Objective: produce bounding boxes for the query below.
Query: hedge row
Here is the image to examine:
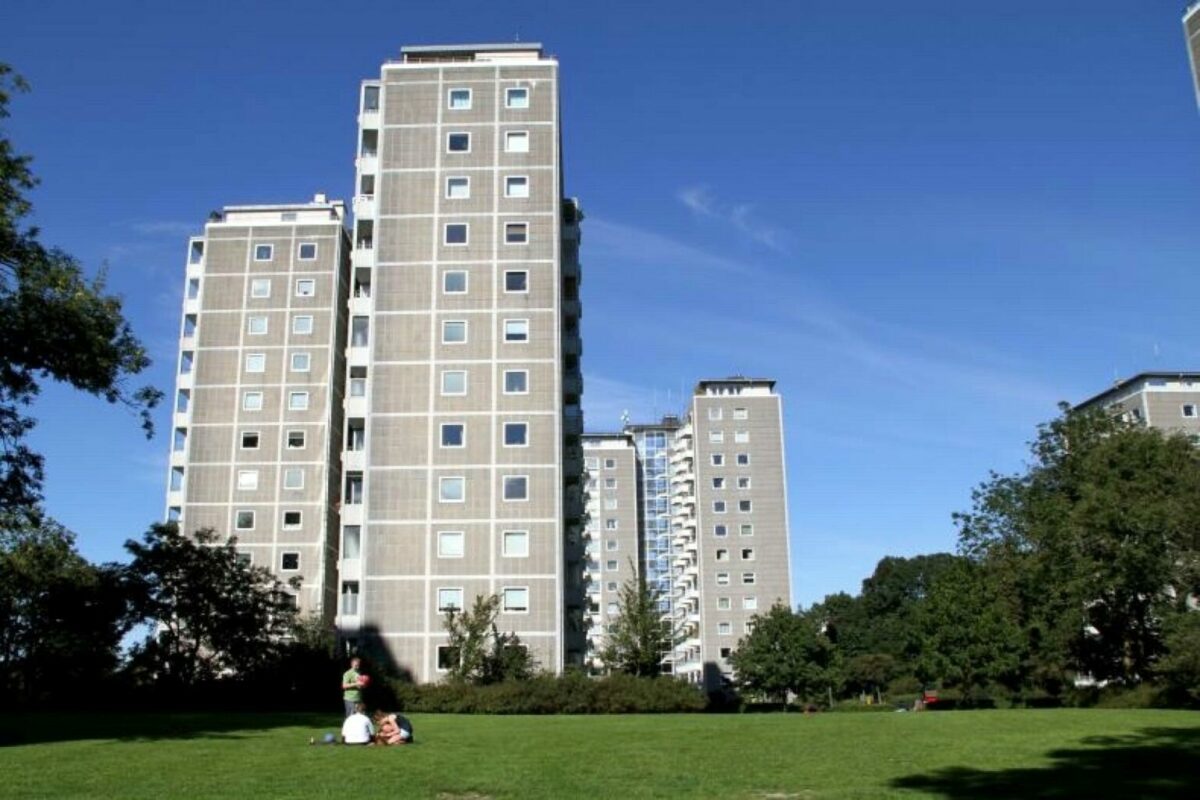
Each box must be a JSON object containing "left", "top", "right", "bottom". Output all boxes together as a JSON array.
[{"left": 388, "top": 672, "right": 707, "bottom": 714}]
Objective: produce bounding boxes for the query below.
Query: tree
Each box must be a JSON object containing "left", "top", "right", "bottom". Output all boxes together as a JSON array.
[
  {"left": 729, "top": 603, "right": 840, "bottom": 704},
  {"left": 124, "top": 523, "right": 300, "bottom": 687},
  {"left": 0, "top": 64, "right": 160, "bottom": 516},
  {"left": 599, "top": 565, "right": 672, "bottom": 677},
  {"left": 955, "top": 404, "right": 1200, "bottom": 686},
  {"left": 0, "top": 513, "right": 136, "bottom": 705},
  {"left": 443, "top": 593, "right": 536, "bottom": 685}
]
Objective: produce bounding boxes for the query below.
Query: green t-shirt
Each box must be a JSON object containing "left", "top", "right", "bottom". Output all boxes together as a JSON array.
[{"left": 343, "top": 669, "right": 361, "bottom": 702}]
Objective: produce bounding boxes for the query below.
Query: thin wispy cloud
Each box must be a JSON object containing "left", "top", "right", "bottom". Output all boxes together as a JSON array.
[
  {"left": 585, "top": 216, "right": 759, "bottom": 276},
  {"left": 130, "top": 220, "right": 198, "bottom": 237},
  {"left": 678, "top": 185, "right": 788, "bottom": 252}
]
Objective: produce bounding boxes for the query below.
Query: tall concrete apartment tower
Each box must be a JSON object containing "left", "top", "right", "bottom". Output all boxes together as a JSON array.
[
  {"left": 165, "top": 196, "right": 351, "bottom": 619},
  {"left": 1075, "top": 372, "right": 1200, "bottom": 437},
  {"left": 341, "top": 43, "right": 585, "bottom": 681},
  {"left": 1185, "top": 4, "right": 1200, "bottom": 109},
  {"left": 668, "top": 378, "right": 792, "bottom": 689}
]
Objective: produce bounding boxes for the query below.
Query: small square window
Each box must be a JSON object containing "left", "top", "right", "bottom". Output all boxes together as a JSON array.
[
  {"left": 295, "top": 279, "right": 316, "bottom": 297},
  {"left": 708, "top": 407, "right": 723, "bottom": 421},
  {"left": 292, "top": 315, "right": 314, "bottom": 335},
  {"left": 281, "top": 552, "right": 300, "bottom": 570},
  {"left": 237, "top": 470, "right": 259, "bottom": 491},
  {"left": 286, "top": 430, "right": 306, "bottom": 449},
  {"left": 504, "top": 370, "right": 528, "bottom": 394},
  {"left": 437, "top": 646, "right": 457, "bottom": 672},
  {"left": 736, "top": 453, "right": 750, "bottom": 466},
  {"left": 504, "top": 223, "right": 528, "bottom": 244},
  {"left": 605, "top": 519, "right": 618, "bottom": 530},
  {"left": 448, "top": 88, "right": 472, "bottom": 109},
  {"left": 504, "top": 130, "right": 529, "bottom": 153},
  {"left": 438, "top": 587, "right": 464, "bottom": 613},
  {"left": 235, "top": 510, "right": 255, "bottom": 530},
  {"left": 712, "top": 477, "right": 725, "bottom": 490},
  {"left": 744, "top": 596, "right": 758, "bottom": 610},
  {"left": 714, "top": 524, "right": 728, "bottom": 538},
  {"left": 733, "top": 407, "right": 748, "bottom": 420},
  {"left": 735, "top": 431, "right": 750, "bottom": 444},
  {"left": 504, "top": 176, "right": 529, "bottom": 198},
  {"left": 446, "top": 176, "right": 470, "bottom": 199},
  {"left": 504, "top": 319, "right": 528, "bottom": 342},
  {"left": 502, "top": 587, "right": 529, "bottom": 613},
  {"left": 1184, "top": 404, "right": 1197, "bottom": 418},
  {"left": 719, "top": 647, "right": 733, "bottom": 659},
  {"left": 741, "top": 548, "right": 755, "bottom": 561},
  {"left": 442, "top": 320, "right": 467, "bottom": 343},
  {"left": 606, "top": 581, "right": 618, "bottom": 592},
  {"left": 504, "top": 422, "right": 528, "bottom": 447},
  {"left": 718, "top": 622, "right": 732, "bottom": 636},
  {"left": 298, "top": 242, "right": 317, "bottom": 260},
  {"left": 606, "top": 560, "right": 619, "bottom": 571},
  {"left": 253, "top": 244, "right": 273, "bottom": 261},
  {"left": 247, "top": 316, "right": 268, "bottom": 335},
  {"left": 439, "top": 477, "right": 465, "bottom": 503},
  {"left": 245, "top": 353, "right": 266, "bottom": 373},
  {"left": 717, "top": 597, "right": 732, "bottom": 610},
  {"left": 709, "top": 431, "right": 724, "bottom": 444},
  {"left": 502, "top": 530, "right": 528, "bottom": 558},
  {"left": 441, "top": 423, "right": 465, "bottom": 448},
  {"left": 503, "top": 476, "right": 528, "bottom": 501},
  {"left": 738, "top": 477, "right": 751, "bottom": 489},
  {"left": 742, "top": 572, "right": 756, "bottom": 585},
  {"left": 505, "top": 87, "right": 529, "bottom": 109},
  {"left": 447, "top": 132, "right": 470, "bottom": 152},
  {"left": 290, "top": 352, "right": 311, "bottom": 372},
  {"left": 711, "top": 454, "right": 724, "bottom": 466},
  {"left": 443, "top": 271, "right": 468, "bottom": 293},
  {"left": 713, "top": 500, "right": 727, "bottom": 513},
  {"left": 739, "top": 500, "right": 752, "bottom": 512},
  {"left": 438, "top": 531, "right": 464, "bottom": 558},
  {"left": 606, "top": 539, "right": 619, "bottom": 551},
  {"left": 504, "top": 271, "right": 528, "bottom": 292},
  {"left": 442, "top": 370, "right": 467, "bottom": 395},
  {"left": 242, "top": 392, "right": 264, "bottom": 411},
  {"left": 288, "top": 392, "right": 310, "bottom": 411},
  {"left": 715, "top": 548, "right": 729, "bottom": 562},
  {"left": 284, "top": 468, "right": 304, "bottom": 490},
  {"left": 740, "top": 524, "right": 754, "bottom": 537},
  {"left": 716, "top": 572, "right": 730, "bottom": 586},
  {"left": 604, "top": 459, "right": 616, "bottom": 470},
  {"left": 444, "top": 223, "right": 468, "bottom": 245},
  {"left": 241, "top": 431, "right": 260, "bottom": 449}
]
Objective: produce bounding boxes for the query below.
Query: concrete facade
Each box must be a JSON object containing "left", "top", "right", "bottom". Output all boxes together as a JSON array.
[
  {"left": 1075, "top": 372, "right": 1200, "bottom": 438},
  {"left": 1185, "top": 4, "right": 1200, "bottom": 109}
]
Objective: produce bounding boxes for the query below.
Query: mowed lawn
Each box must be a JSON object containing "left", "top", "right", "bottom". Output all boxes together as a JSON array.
[{"left": 1, "top": 709, "right": 1198, "bottom": 799}]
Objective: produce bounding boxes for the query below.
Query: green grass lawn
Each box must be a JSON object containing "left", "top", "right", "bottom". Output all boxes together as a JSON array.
[{"left": 1, "top": 709, "right": 1197, "bottom": 799}]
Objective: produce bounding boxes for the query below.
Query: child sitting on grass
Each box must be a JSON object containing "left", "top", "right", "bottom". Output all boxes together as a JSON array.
[{"left": 373, "top": 712, "right": 414, "bottom": 745}]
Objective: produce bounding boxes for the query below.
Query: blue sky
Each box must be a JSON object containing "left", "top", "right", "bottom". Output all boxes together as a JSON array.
[{"left": 4, "top": 0, "right": 1199, "bottom": 607}]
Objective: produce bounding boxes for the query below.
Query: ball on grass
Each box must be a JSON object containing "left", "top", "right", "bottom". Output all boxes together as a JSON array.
[{"left": 322, "top": 733, "right": 336, "bottom": 744}]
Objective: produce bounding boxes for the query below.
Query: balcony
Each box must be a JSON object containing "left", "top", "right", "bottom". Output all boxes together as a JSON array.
[
  {"left": 562, "top": 336, "right": 582, "bottom": 358},
  {"left": 562, "top": 299, "right": 581, "bottom": 323},
  {"left": 353, "top": 194, "right": 376, "bottom": 220},
  {"left": 563, "top": 407, "right": 584, "bottom": 436}
]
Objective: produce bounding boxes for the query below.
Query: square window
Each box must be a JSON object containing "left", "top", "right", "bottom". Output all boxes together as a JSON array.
[
  {"left": 606, "top": 539, "right": 618, "bottom": 551},
  {"left": 713, "top": 501, "right": 727, "bottom": 513},
  {"left": 287, "top": 430, "right": 306, "bottom": 449},
  {"left": 1184, "top": 404, "right": 1197, "bottom": 418},
  {"left": 604, "top": 459, "right": 616, "bottom": 469},
  {"left": 295, "top": 279, "right": 316, "bottom": 297},
  {"left": 733, "top": 407, "right": 748, "bottom": 420},
  {"left": 736, "top": 453, "right": 750, "bottom": 466},
  {"left": 735, "top": 431, "right": 750, "bottom": 443},
  {"left": 741, "top": 548, "right": 755, "bottom": 561},
  {"left": 292, "top": 315, "right": 314, "bottom": 335},
  {"left": 708, "top": 407, "right": 723, "bottom": 421},
  {"left": 605, "top": 560, "right": 619, "bottom": 571},
  {"left": 502, "top": 530, "right": 529, "bottom": 558},
  {"left": 242, "top": 392, "right": 264, "bottom": 411},
  {"left": 288, "top": 392, "right": 310, "bottom": 411},
  {"left": 446, "top": 176, "right": 470, "bottom": 199},
  {"left": 237, "top": 470, "right": 259, "bottom": 491},
  {"left": 504, "top": 176, "right": 529, "bottom": 198},
  {"left": 280, "top": 552, "right": 300, "bottom": 571},
  {"left": 716, "top": 572, "right": 730, "bottom": 586},
  {"left": 439, "top": 477, "right": 465, "bottom": 503},
  {"left": 605, "top": 519, "right": 618, "bottom": 530},
  {"left": 284, "top": 468, "right": 304, "bottom": 490},
  {"left": 504, "top": 319, "right": 529, "bottom": 342},
  {"left": 442, "top": 370, "right": 467, "bottom": 396},
  {"left": 712, "top": 477, "right": 725, "bottom": 490},
  {"left": 714, "top": 524, "right": 728, "bottom": 538},
  {"left": 606, "top": 581, "right": 618, "bottom": 592},
  {"left": 504, "top": 422, "right": 528, "bottom": 447},
  {"left": 442, "top": 320, "right": 467, "bottom": 343},
  {"left": 505, "top": 87, "right": 529, "bottom": 108},
  {"left": 719, "top": 647, "right": 733, "bottom": 659},
  {"left": 235, "top": 510, "right": 255, "bottom": 530},
  {"left": 438, "top": 531, "right": 464, "bottom": 558},
  {"left": 502, "top": 587, "right": 529, "bottom": 613},
  {"left": 738, "top": 477, "right": 751, "bottom": 489},
  {"left": 743, "top": 596, "right": 758, "bottom": 610},
  {"left": 444, "top": 223, "right": 468, "bottom": 245},
  {"left": 241, "top": 431, "right": 260, "bottom": 449},
  {"left": 436, "top": 646, "right": 457, "bottom": 672},
  {"left": 447, "top": 88, "right": 472, "bottom": 109},
  {"left": 253, "top": 244, "right": 273, "bottom": 261},
  {"left": 740, "top": 524, "right": 754, "bottom": 537},
  {"left": 290, "top": 352, "right": 311, "bottom": 372},
  {"left": 711, "top": 454, "right": 724, "bottom": 466},
  {"left": 504, "top": 271, "right": 528, "bottom": 292},
  {"left": 718, "top": 622, "right": 732, "bottom": 636},
  {"left": 443, "top": 271, "right": 468, "bottom": 293},
  {"left": 447, "top": 132, "right": 470, "bottom": 152},
  {"left": 441, "top": 423, "right": 465, "bottom": 448},
  {"left": 504, "top": 223, "right": 528, "bottom": 244},
  {"left": 504, "top": 370, "right": 528, "bottom": 394},
  {"left": 438, "top": 588, "right": 464, "bottom": 613},
  {"left": 717, "top": 597, "right": 732, "bottom": 610},
  {"left": 739, "top": 500, "right": 752, "bottom": 512},
  {"left": 298, "top": 242, "right": 317, "bottom": 260},
  {"left": 244, "top": 353, "right": 266, "bottom": 373},
  {"left": 742, "top": 572, "right": 756, "bottom": 585},
  {"left": 709, "top": 431, "right": 724, "bottom": 444},
  {"left": 504, "top": 130, "right": 529, "bottom": 153},
  {"left": 503, "top": 476, "right": 528, "bottom": 501},
  {"left": 715, "top": 548, "right": 729, "bottom": 562},
  {"left": 247, "top": 316, "right": 268, "bottom": 335}
]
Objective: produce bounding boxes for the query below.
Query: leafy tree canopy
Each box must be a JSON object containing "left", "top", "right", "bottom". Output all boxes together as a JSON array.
[{"left": 599, "top": 565, "right": 673, "bottom": 678}]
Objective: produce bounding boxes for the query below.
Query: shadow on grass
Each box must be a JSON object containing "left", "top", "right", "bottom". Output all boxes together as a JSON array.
[
  {"left": 0, "top": 711, "right": 337, "bottom": 747},
  {"left": 892, "top": 726, "right": 1200, "bottom": 799}
]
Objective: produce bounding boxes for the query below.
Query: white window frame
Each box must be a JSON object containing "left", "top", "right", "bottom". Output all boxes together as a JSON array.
[
  {"left": 295, "top": 278, "right": 316, "bottom": 297},
  {"left": 236, "top": 470, "right": 259, "bottom": 491},
  {"left": 502, "top": 529, "right": 529, "bottom": 558},
  {"left": 280, "top": 551, "right": 301, "bottom": 572},
  {"left": 250, "top": 278, "right": 271, "bottom": 299},
  {"left": 743, "top": 596, "right": 758, "bottom": 610},
  {"left": 503, "top": 421, "right": 529, "bottom": 448},
  {"left": 247, "top": 316, "right": 268, "bottom": 335},
  {"left": 501, "top": 586, "right": 530, "bottom": 614},
  {"left": 437, "top": 530, "right": 465, "bottom": 559},
  {"left": 244, "top": 353, "right": 266, "bottom": 373},
  {"left": 441, "top": 370, "right": 468, "bottom": 396},
  {"left": 443, "top": 270, "right": 468, "bottom": 294},
  {"left": 505, "top": 87, "right": 529, "bottom": 109},
  {"left": 736, "top": 453, "right": 751, "bottom": 466},
  {"left": 741, "top": 548, "right": 755, "bottom": 561},
  {"left": 504, "top": 222, "right": 529, "bottom": 245},
  {"left": 444, "top": 222, "right": 469, "bottom": 246},
  {"left": 708, "top": 407, "right": 723, "bottom": 421},
  {"left": 292, "top": 315, "right": 314, "bottom": 335},
  {"left": 446, "top": 131, "right": 471, "bottom": 153},
  {"left": 504, "top": 175, "right": 530, "bottom": 198},
  {"left": 711, "top": 454, "right": 724, "bottom": 466},
  {"left": 290, "top": 352, "right": 311, "bottom": 373},
  {"left": 739, "top": 500, "right": 753, "bottom": 513},
  {"left": 447, "top": 87, "right": 472, "bottom": 110},
  {"left": 242, "top": 391, "right": 264, "bottom": 412},
  {"left": 282, "top": 510, "right": 302, "bottom": 530},
  {"left": 742, "top": 572, "right": 757, "bottom": 585},
  {"left": 286, "top": 430, "right": 306, "bottom": 449},
  {"left": 714, "top": 524, "right": 728, "bottom": 538},
  {"left": 502, "top": 475, "right": 529, "bottom": 502},
  {"left": 253, "top": 244, "right": 273, "bottom": 261},
  {"left": 503, "top": 270, "right": 528, "bottom": 293},
  {"left": 715, "top": 572, "right": 730, "bottom": 586},
  {"left": 717, "top": 597, "right": 732, "bottom": 610},
  {"left": 240, "top": 430, "right": 260, "bottom": 450},
  {"left": 738, "top": 476, "right": 751, "bottom": 490},
  {"left": 437, "top": 587, "right": 465, "bottom": 613},
  {"left": 1184, "top": 404, "right": 1197, "bottom": 418},
  {"left": 733, "top": 407, "right": 749, "bottom": 420},
  {"left": 442, "top": 320, "right": 468, "bottom": 344},
  {"left": 504, "top": 130, "right": 529, "bottom": 153},
  {"left": 713, "top": 500, "right": 727, "bottom": 514},
  {"left": 709, "top": 430, "right": 724, "bottom": 444},
  {"left": 288, "top": 391, "right": 310, "bottom": 411},
  {"left": 439, "top": 476, "right": 465, "bottom": 503},
  {"left": 440, "top": 422, "right": 466, "bottom": 449},
  {"left": 297, "top": 242, "right": 317, "bottom": 261},
  {"left": 503, "top": 370, "right": 529, "bottom": 395},
  {"left": 718, "top": 622, "right": 733, "bottom": 636},
  {"left": 503, "top": 319, "right": 529, "bottom": 343},
  {"left": 445, "top": 176, "right": 471, "bottom": 199},
  {"left": 283, "top": 468, "right": 304, "bottom": 490},
  {"left": 740, "top": 523, "right": 754, "bottom": 537},
  {"left": 235, "top": 510, "right": 255, "bottom": 530}
]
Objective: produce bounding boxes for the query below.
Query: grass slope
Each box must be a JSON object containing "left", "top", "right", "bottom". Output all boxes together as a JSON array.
[{"left": 1, "top": 709, "right": 1197, "bottom": 799}]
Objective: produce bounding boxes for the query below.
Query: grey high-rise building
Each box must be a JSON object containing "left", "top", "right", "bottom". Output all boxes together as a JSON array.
[
  {"left": 165, "top": 195, "right": 351, "bottom": 621},
  {"left": 339, "top": 43, "right": 585, "bottom": 681},
  {"left": 1075, "top": 372, "right": 1200, "bottom": 437},
  {"left": 1185, "top": 4, "right": 1200, "bottom": 109}
]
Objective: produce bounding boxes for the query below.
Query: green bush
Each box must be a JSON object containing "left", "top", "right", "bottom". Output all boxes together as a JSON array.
[{"left": 387, "top": 672, "right": 706, "bottom": 714}]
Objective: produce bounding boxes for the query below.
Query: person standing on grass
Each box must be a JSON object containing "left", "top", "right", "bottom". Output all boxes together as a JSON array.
[{"left": 342, "top": 656, "right": 364, "bottom": 717}]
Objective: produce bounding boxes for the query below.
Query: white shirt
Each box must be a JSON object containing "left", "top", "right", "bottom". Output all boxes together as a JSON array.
[{"left": 341, "top": 713, "right": 375, "bottom": 744}]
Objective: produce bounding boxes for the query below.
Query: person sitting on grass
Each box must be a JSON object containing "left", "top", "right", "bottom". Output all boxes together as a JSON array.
[
  {"left": 374, "top": 712, "right": 414, "bottom": 745},
  {"left": 341, "top": 702, "right": 375, "bottom": 746}
]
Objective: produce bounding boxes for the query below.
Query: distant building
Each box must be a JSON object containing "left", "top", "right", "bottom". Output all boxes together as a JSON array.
[
  {"left": 1185, "top": 4, "right": 1200, "bottom": 109},
  {"left": 1074, "top": 371, "right": 1200, "bottom": 437}
]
